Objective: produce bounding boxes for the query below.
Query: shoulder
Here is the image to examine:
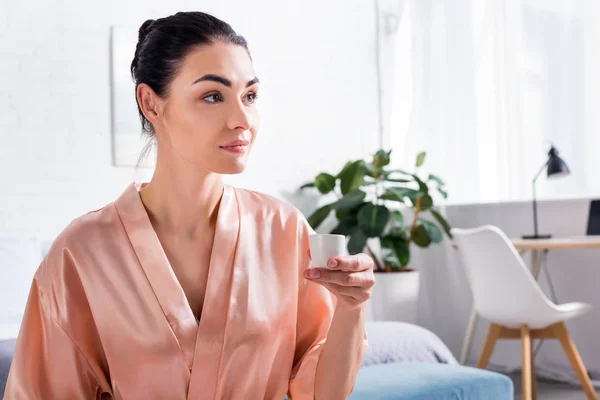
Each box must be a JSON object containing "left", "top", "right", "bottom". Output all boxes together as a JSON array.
[
  {"left": 35, "top": 202, "right": 119, "bottom": 287},
  {"left": 54, "top": 203, "right": 119, "bottom": 252},
  {"left": 26, "top": 202, "right": 118, "bottom": 321}
]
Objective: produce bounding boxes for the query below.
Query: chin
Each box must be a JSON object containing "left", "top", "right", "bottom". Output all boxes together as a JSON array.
[
  {"left": 222, "top": 166, "right": 246, "bottom": 175},
  {"left": 215, "top": 160, "right": 247, "bottom": 175},
  {"left": 211, "top": 149, "right": 252, "bottom": 174}
]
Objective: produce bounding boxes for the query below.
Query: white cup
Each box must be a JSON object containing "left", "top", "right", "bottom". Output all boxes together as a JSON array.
[{"left": 309, "top": 234, "right": 347, "bottom": 268}]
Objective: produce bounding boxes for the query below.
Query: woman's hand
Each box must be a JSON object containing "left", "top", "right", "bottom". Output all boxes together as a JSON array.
[{"left": 304, "top": 250, "right": 375, "bottom": 310}]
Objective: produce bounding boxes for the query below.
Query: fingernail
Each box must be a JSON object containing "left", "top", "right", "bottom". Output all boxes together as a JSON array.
[
  {"left": 328, "top": 259, "right": 338, "bottom": 269},
  {"left": 305, "top": 269, "right": 321, "bottom": 279}
]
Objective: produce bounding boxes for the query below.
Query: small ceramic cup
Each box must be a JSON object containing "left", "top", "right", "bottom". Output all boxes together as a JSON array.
[{"left": 308, "top": 234, "right": 347, "bottom": 268}]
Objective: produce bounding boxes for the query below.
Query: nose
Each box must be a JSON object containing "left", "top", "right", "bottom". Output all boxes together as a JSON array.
[{"left": 227, "top": 99, "right": 253, "bottom": 132}]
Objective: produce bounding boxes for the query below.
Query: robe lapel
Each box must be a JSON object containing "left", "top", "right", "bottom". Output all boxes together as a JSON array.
[
  {"left": 114, "top": 182, "right": 199, "bottom": 370},
  {"left": 187, "top": 184, "right": 240, "bottom": 400}
]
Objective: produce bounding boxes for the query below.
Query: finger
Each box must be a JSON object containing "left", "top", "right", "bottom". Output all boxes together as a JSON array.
[
  {"left": 306, "top": 268, "right": 374, "bottom": 288},
  {"left": 313, "top": 281, "right": 372, "bottom": 303},
  {"left": 315, "top": 281, "right": 359, "bottom": 298},
  {"left": 327, "top": 253, "right": 373, "bottom": 272}
]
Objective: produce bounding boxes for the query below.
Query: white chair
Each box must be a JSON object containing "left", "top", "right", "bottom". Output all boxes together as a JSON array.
[{"left": 452, "top": 225, "right": 597, "bottom": 400}]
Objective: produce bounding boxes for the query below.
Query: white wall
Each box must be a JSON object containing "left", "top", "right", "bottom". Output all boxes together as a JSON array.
[{"left": 0, "top": 0, "right": 379, "bottom": 337}]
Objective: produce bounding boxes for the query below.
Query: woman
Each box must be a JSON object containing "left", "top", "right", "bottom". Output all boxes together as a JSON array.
[{"left": 5, "top": 11, "right": 374, "bottom": 400}]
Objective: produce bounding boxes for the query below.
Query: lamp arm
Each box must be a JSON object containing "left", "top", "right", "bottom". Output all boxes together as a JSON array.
[
  {"left": 531, "top": 159, "right": 549, "bottom": 238},
  {"left": 532, "top": 159, "right": 550, "bottom": 183}
]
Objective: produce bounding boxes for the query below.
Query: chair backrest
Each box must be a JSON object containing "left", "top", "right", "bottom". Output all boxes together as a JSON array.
[{"left": 452, "top": 225, "right": 554, "bottom": 323}]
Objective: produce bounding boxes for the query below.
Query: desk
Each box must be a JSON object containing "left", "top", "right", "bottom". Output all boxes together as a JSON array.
[{"left": 459, "top": 236, "right": 600, "bottom": 365}]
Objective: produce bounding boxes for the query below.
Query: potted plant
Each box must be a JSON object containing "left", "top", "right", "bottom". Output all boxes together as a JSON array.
[{"left": 299, "top": 149, "right": 452, "bottom": 322}]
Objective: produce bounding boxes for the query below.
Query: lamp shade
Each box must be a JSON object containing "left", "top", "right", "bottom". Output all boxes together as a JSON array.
[{"left": 547, "top": 146, "right": 570, "bottom": 178}]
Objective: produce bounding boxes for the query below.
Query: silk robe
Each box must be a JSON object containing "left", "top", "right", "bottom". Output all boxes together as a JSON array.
[{"left": 5, "top": 182, "right": 365, "bottom": 399}]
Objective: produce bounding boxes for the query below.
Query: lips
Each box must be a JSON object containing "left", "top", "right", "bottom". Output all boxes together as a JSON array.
[
  {"left": 220, "top": 139, "right": 250, "bottom": 148},
  {"left": 219, "top": 139, "right": 250, "bottom": 154}
]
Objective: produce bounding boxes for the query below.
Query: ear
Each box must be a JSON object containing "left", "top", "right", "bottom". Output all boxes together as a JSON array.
[{"left": 136, "top": 83, "right": 163, "bottom": 127}]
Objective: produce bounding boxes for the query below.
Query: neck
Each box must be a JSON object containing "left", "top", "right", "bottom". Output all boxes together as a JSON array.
[{"left": 139, "top": 156, "right": 224, "bottom": 239}]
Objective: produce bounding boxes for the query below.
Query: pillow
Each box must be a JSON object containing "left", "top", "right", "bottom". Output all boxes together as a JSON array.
[
  {"left": 362, "top": 322, "right": 457, "bottom": 367},
  {"left": 0, "top": 339, "right": 16, "bottom": 398}
]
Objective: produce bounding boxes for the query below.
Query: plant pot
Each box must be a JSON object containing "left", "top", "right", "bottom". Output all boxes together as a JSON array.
[{"left": 366, "top": 269, "right": 420, "bottom": 324}]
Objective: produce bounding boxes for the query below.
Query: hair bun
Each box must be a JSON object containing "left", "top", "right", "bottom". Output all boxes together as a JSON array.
[{"left": 138, "top": 19, "right": 156, "bottom": 43}]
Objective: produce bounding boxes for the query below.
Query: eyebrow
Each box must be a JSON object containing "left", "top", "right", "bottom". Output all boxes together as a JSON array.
[{"left": 192, "top": 74, "right": 260, "bottom": 88}]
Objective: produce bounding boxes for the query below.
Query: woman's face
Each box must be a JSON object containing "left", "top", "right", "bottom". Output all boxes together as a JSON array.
[{"left": 144, "top": 42, "right": 260, "bottom": 175}]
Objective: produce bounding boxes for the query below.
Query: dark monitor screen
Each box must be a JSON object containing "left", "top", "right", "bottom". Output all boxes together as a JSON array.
[{"left": 586, "top": 200, "right": 600, "bottom": 236}]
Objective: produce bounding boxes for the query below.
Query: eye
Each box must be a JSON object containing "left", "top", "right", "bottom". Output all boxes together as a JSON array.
[
  {"left": 203, "top": 93, "right": 223, "bottom": 103},
  {"left": 244, "top": 92, "right": 259, "bottom": 104}
]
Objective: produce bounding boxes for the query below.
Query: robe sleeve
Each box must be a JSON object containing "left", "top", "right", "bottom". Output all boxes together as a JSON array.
[
  {"left": 4, "top": 278, "right": 103, "bottom": 399},
  {"left": 287, "top": 216, "right": 369, "bottom": 399},
  {"left": 287, "top": 217, "right": 337, "bottom": 399}
]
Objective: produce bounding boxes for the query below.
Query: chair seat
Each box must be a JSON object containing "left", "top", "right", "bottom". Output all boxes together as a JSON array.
[
  {"left": 556, "top": 301, "right": 592, "bottom": 316},
  {"left": 349, "top": 362, "right": 513, "bottom": 400},
  {"left": 488, "top": 301, "right": 592, "bottom": 329}
]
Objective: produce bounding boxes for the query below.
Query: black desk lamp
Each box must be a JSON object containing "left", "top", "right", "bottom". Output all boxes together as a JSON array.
[{"left": 523, "top": 145, "right": 570, "bottom": 239}]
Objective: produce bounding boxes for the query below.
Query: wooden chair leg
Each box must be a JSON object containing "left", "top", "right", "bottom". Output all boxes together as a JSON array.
[
  {"left": 477, "top": 323, "right": 501, "bottom": 369},
  {"left": 530, "top": 339, "right": 537, "bottom": 400},
  {"left": 554, "top": 322, "right": 598, "bottom": 400},
  {"left": 521, "top": 325, "right": 533, "bottom": 400}
]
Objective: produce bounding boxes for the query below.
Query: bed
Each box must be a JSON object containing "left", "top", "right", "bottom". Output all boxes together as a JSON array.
[{"left": 0, "top": 322, "right": 512, "bottom": 399}]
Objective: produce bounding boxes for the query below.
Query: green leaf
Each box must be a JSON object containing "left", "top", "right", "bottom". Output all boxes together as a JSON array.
[
  {"left": 347, "top": 230, "right": 369, "bottom": 255},
  {"left": 384, "top": 178, "right": 412, "bottom": 183},
  {"left": 380, "top": 187, "right": 422, "bottom": 202},
  {"left": 416, "top": 151, "right": 426, "bottom": 167},
  {"left": 307, "top": 204, "right": 331, "bottom": 229},
  {"left": 406, "top": 191, "right": 428, "bottom": 206},
  {"left": 391, "top": 210, "right": 404, "bottom": 226},
  {"left": 314, "top": 173, "right": 336, "bottom": 194},
  {"left": 300, "top": 182, "right": 315, "bottom": 189},
  {"left": 389, "top": 226, "right": 409, "bottom": 241},
  {"left": 438, "top": 187, "right": 448, "bottom": 199},
  {"left": 330, "top": 190, "right": 367, "bottom": 210},
  {"left": 335, "top": 209, "right": 350, "bottom": 220},
  {"left": 380, "top": 192, "right": 402, "bottom": 203},
  {"left": 430, "top": 209, "right": 453, "bottom": 239},
  {"left": 383, "top": 254, "right": 402, "bottom": 271},
  {"left": 336, "top": 161, "right": 352, "bottom": 179},
  {"left": 339, "top": 160, "right": 365, "bottom": 195},
  {"left": 382, "top": 236, "right": 410, "bottom": 266},
  {"left": 386, "top": 169, "right": 412, "bottom": 176},
  {"left": 412, "top": 224, "right": 432, "bottom": 247},
  {"left": 380, "top": 236, "right": 393, "bottom": 250},
  {"left": 331, "top": 216, "right": 358, "bottom": 236},
  {"left": 396, "top": 241, "right": 411, "bottom": 266},
  {"left": 428, "top": 174, "right": 445, "bottom": 186},
  {"left": 413, "top": 175, "right": 429, "bottom": 195},
  {"left": 360, "top": 181, "right": 378, "bottom": 187},
  {"left": 357, "top": 204, "right": 390, "bottom": 238},
  {"left": 420, "top": 219, "right": 443, "bottom": 243},
  {"left": 363, "top": 163, "right": 376, "bottom": 178},
  {"left": 373, "top": 149, "right": 391, "bottom": 168},
  {"left": 419, "top": 194, "right": 433, "bottom": 211},
  {"left": 335, "top": 202, "right": 368, "bottom": 220}
]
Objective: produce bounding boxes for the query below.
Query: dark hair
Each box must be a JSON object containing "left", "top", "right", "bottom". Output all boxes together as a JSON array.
[{"left": 130, "top": 12, "right": 250, "bottom": 166}]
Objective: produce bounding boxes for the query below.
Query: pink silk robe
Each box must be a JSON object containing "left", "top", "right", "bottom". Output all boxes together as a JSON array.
[{"left": 5, "top": 182, "right": 365, "bottom": 399}]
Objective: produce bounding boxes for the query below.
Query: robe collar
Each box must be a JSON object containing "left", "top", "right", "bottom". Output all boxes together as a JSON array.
[{"left": 114, "top": 182, "right": 240, "bottom": 381}]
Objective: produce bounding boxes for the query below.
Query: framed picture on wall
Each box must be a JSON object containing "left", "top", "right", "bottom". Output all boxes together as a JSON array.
[{"left": 109, "top": 25, "right": 156, "bottom": 168}]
